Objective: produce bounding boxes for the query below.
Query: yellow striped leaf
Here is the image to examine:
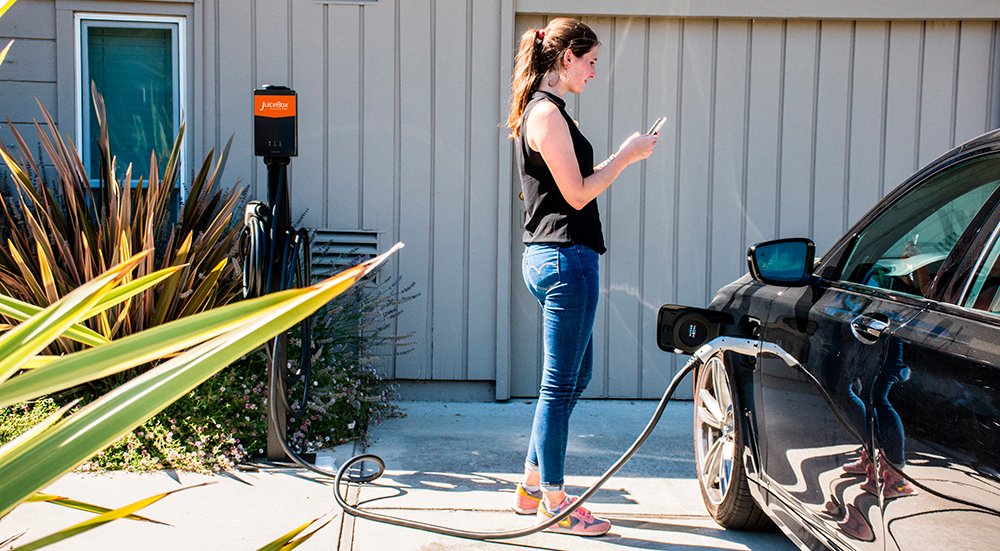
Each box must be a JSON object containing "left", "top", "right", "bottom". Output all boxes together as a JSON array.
[
  {"left": 0, "top": 252, "right": 150, "bottom": 383},
  {"left": 0, "top": 266, "right": 182, "bottom": 348},
  {"left": 28, "top": 493, "right": 161, "bottom": 524},
  {"left": 0, "top": 295, "right": 109, "bottom": 348},
  {"left": 256, "top": 511, "right": 338, "bottom": 551},
  {"left": 36, "top": 241, "right": 58, "bottom": 304},
  {"left": 0, "top": 40, "right": 10, "bottom": 66},
  {"left": 16, "top": 483, "right": 208, "bottom": 551},
  {"left": 0, "top": 1, "right": 17, "bottom": 19}
]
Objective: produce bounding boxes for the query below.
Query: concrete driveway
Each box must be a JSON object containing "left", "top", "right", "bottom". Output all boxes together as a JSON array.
[
  {"left": 0, "top": 400, "right": 797, "bottom": 550},
  {"left": 340, "top": 400, "right": 796, "bottom": 551}
]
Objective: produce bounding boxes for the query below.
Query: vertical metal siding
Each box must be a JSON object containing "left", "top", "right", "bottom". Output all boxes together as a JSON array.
[
  {"left": 847, "top": 21, "right": 887, "bottom": 229},
  {"left": 396, "top": 0, "right": 436, "bottom": 379},
  {"left": 289, "top": 0, "right": 327, "bottom": 232},
  {"left": 605, "top": 17, "right": 649, "bottom": 398},
  {"left": 638, "top": 18, "right": 684, "bottom": 400},
  {"left": 360, "top": 0, "right": 398, "bottom": 367},
  {"left": 432, "top": 0, "right": 467, "bottom": 380},
  {"left": 510, "top": 14, "right": 1000, "bottom": 399},
  {"left": 508, "top": 13, "right": 547, "bottom": 398},
  {"left": 213, "top": 0, "right": 255, "bottom": 200},
  {"left": 779, "top": 21, "right": 819, "bottom": 241},
  {"left": 328, "top": 5, "right": 362, "bottom": 230},
  {"left": 882, "top": 21, "right": 921, "bottom": 207},
  {"left": 468, "top": 0, "right": 503, "bottom": 382},
  {"left": 3, "top": 3, "right": 998, "bottom": 399},
  {"left": 194, "top": 0, "right": 508, "bottom": 382}
]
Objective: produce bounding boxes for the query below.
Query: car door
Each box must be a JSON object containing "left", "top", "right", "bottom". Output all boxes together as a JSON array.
[
  {"left": 757, "top": 280, "right": 919, "bottom": 550},
  {"left": 757, "top": 150, "right": 1000, "bottom": 550},
  {"left": 879, "top": 206, "right": 1000, "bottom": 551}
]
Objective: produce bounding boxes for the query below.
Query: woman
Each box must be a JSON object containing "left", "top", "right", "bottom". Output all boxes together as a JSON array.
[{"left": 507, "top": 18, "right": 659, "bottom": 536}]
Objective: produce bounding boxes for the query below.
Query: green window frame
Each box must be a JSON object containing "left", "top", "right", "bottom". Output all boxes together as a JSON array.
[{"left": 76, "top": 14, "right": 185, "bottom": 186}]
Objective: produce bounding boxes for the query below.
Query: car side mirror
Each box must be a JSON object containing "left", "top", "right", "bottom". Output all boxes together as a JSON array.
[{"left": 747, "top": 238, "right": 815, "bottom": 287}]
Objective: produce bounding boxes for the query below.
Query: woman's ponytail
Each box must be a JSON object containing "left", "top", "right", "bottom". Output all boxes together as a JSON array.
[
  {"left": 507, "top": 28, "right": 545, "bottom": 139},
  {"left": 506, "top": 18, "right": 599, "bottom": 139}
]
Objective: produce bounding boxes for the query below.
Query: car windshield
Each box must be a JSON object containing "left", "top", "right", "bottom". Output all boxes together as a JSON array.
[{"left": 840, "top": 154, "right": 1000, "bottom": 297}]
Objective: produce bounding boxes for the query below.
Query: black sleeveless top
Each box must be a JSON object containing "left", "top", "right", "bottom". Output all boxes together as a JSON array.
[{"left": 516, "top": 91, "right": 606, "bottom": 254}]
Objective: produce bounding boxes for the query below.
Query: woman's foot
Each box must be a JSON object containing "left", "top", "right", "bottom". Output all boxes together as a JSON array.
[
  {"left": 538, "top": 495, "right": 611, "bottom": 536},
  {"left": 512, "top": 483, "right": 543, "bottom": 514},
  {"left": 881, "top": 462, "right": 917, "bottom": 499},
  {"left": 859, "top": 461, "right": 878, "bottom": 496},
  {"left": 842, "top": 449, "right": 871, "bottom": 475}
]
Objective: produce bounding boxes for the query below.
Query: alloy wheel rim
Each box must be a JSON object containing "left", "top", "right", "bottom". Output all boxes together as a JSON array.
[{"left": 695, "top": 355, "right": 736, "bottom": 505}]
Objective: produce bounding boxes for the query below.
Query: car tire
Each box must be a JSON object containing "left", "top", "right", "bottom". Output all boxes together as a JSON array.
[{"left": 694, "top": 351, "right": 771, "bottom": 530}]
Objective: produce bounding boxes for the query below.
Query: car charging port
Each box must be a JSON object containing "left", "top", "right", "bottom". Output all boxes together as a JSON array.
[{"left": 656, "top": 305, "right": 752, "bottom": 354}]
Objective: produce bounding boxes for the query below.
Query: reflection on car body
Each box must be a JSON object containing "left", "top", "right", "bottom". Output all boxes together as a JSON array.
[{"left": 657, "top": 129, "right": 1000, "bottom": 550}]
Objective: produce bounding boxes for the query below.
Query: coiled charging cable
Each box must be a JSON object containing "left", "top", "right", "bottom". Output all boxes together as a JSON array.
[
  {"left": 330, "top": 349, "right": 711, "bottom": 540},
  {"left": 241, "top": 188, "right": 326, "bottom": 472}
]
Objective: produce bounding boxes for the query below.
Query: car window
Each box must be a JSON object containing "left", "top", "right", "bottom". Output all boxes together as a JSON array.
[
  {"left": 962, "top": 221, "right": 1000, "bottom": 314},
  {"left": 840, "top": 154, "right": 1000, "bottom": 297}
]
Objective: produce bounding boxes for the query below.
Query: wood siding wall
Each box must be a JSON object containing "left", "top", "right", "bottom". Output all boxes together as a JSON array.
[
  {"left": 509, "top": 15, "right": 1000, "bottom": 399},
  {"left": 1, "top": 1, "right": 999, "bottom": 399},
  {"left": 0, "top": 0, "right": 57, "bottom": 152},
  {"left": 201, "top": 0, "right": 510, "bottom": 385}
]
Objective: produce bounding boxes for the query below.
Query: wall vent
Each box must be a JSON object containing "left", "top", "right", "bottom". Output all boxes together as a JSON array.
[{"left": 310, "top": 229, "right": 379, "bottom": 279}]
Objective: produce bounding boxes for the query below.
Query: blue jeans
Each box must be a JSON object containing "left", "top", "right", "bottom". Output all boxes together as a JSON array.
[
  {"left": 844, "top": 339, "right": 909, "bottom": 464},
  {"left": 521, "top": 243, "right": 600, "bottom": 492}
]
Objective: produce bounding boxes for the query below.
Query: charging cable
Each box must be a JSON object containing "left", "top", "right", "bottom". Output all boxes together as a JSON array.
[
  {"left": 241, "top": 190, "right": 322, "bottom": 468},
  {"left": 330, "top": 347, "right": 713, "bottom": 540}
]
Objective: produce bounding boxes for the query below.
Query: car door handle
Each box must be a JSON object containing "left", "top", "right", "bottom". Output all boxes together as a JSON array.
[{"left": 850, "top": 314, "right": 889, "bottom": 343}]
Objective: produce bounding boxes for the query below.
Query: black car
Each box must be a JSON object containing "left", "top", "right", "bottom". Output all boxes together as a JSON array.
[{"left": 657, "top": 130, "right": 1000, "bottom": 550}]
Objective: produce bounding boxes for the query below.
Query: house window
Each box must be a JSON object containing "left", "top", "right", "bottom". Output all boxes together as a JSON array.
[{"left": 76, "top": 15, "right": 185, "bottom": 183}]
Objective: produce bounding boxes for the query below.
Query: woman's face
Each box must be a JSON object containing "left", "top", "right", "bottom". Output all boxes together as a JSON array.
[{"left": 564, "top": 45, "right": 599, "bottom": 94}]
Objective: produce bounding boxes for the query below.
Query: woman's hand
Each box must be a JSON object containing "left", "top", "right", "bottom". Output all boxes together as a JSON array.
[
  {"left": 530, "top": 105, "right": 662, "bottom": 210},
  {"left": 616, "top": 131, "right": 659, "bottom": 164}
]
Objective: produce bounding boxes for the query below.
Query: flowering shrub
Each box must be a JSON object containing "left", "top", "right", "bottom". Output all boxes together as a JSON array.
[
  {"left": 80, "top": 356, "right": 269, "bottom": 473},
  {"left": 0, "top": 352, "right": 267, "bottom": 474},
  {"left": 0, "top": 399, "right": 59, "bottom": 443},
  {"left": 285, "top": 269, "right": 413, "bottom": 453},
  {"left": 65, "top": 267, "right": 410, "bottom": 471},
  {"left": 0, "top": 260, "right": 412, "bottom": 473}
]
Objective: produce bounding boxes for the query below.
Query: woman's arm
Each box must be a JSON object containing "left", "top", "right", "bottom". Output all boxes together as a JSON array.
[{"left": 525, "top": 102, "right": 658, "bottom": 210}]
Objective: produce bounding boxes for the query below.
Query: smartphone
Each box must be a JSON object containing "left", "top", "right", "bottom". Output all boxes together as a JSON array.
[{"left": 647, "top": 116, "right": 666, "bottom": 135}]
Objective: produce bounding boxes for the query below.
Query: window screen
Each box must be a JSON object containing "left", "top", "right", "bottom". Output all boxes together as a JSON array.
[{"left": 81, "top": 20, "right": 179, "bottom": 181}]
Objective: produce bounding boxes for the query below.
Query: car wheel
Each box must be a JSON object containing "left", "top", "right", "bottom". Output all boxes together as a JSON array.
[{"left": 694, "top": 352, "right": 771, "bottom": 529}]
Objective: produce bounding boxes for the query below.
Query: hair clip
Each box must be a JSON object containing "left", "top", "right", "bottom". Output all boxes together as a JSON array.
[{"left": 535, "top": 29, "right": 545, "bottom": 43}]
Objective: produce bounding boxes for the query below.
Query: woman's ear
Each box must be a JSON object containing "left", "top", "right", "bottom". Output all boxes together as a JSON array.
[{"left": 563, "top": 50, "right": 574, "bottom": 66}]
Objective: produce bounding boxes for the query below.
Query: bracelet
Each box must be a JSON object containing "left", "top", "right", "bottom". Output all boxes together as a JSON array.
[{"left": 595, "top": 153, "right": 616, "bottom": 170}]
